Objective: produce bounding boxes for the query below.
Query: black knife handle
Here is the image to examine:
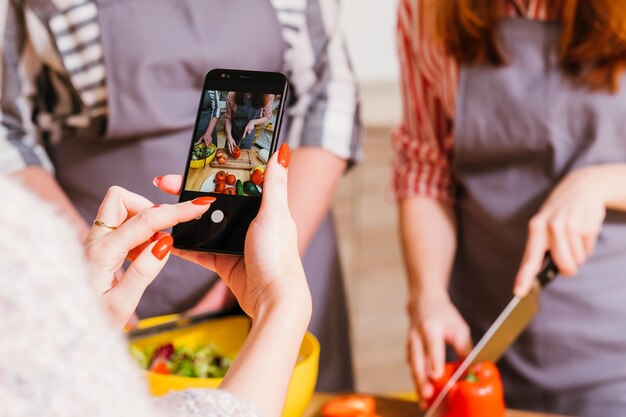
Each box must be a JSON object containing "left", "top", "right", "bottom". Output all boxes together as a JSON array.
[{"left": 538, "top": 253, "right": 559, "bottom": 287}]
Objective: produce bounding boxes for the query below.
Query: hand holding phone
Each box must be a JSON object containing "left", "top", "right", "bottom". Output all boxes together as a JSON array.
[
  {"left": 156, "top": 145, "right": 308, "bottom": 318},
  {"left": 173, "top": 69, "right": 289, "bottom": 255}
]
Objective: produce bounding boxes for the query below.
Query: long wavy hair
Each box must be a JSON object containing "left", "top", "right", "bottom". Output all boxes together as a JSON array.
[
  {"left": 435, "top": 0, "right": 626, "bottom": 92},
  {"left": 234, "top": 93, "right": 268, "bottom": 109}
]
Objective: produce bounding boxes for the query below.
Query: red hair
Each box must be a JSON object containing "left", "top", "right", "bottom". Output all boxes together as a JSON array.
[{"left": 435, "top": 0, "right": 626, "bottom": 92}]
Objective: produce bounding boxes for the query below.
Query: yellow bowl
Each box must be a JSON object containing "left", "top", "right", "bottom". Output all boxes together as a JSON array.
[
  {"left": 130, "top": 315, "right": 320, "bottom": 417},
  {"left": 189, "top": 143, "right": 217, "bottom": 169}
]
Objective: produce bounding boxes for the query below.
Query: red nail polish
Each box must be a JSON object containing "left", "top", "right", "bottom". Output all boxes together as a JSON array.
[
  {"left": 152, "top": 235, "right": 173, "bottom": 260},
  {"left": 192, "top": 196, "right": 217, "bottom": 205},
  {"left": 149, "top": 232, "right": 160, "bottom": 242},
  {"left": 152, "top": 177, "right": 163, "bottom": 187},
  {"left": 277, "top": 143, "right": 290, "bottom": 168},
  {"left": 152, "top": 204, "right": 161, "bottom": 208}
]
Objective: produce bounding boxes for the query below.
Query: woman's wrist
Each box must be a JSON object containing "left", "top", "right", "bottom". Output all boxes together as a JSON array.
[
  {"left": 253, "top": 288, "right": 312, "bottom": 331},
  {"left": 409, "top": 278, "right": 450, "bottom": 303},
  {"left": 584, "top": 164, "right": 626, "bottom": 211}
]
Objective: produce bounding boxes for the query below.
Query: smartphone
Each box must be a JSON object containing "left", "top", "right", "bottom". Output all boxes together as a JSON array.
[{"left": 172, "top": 69, "right": 289, "bottom": 255}]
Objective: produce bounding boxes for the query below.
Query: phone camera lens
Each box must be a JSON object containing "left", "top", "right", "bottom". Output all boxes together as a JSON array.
[{"left": 221, "top": 73, "right": 226, "bottom": 78}]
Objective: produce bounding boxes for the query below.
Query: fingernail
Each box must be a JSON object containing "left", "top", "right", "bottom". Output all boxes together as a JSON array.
[
  {"left": 192, "top": 196, "right": 217, "bottom": 205},
  {"left": 152, "top": 235, "right": 173, "bottom": 260},
  {"left": 277, "top": 143, "right": 290, "bottom": 168},
  {"left": 152, "top": 177, "right": 163, "bottom": 187},
  {"left": 150, "top": 232, "right": 160, "bottom": 242},
  {"left": 152, "top": 204, "right": 161, "bottom": 208}
]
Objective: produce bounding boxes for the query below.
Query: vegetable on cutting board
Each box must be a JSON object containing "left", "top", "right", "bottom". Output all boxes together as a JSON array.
[
  {"left": 429, "top": 362, "right": 506, "bottom": 417},
  {"left": 236, "top": 180, "right": 244, "bottom": 196},
  {"left": 322, "top": 395, "right": 379, "bottom": 417}
]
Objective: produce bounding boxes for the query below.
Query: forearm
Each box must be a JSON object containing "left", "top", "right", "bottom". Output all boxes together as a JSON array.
[
  {"left": 399, "top": 196, "right": 457, "bottom": 299},
  {"left": 10, "top": 166, "right": 90, "bottom": 238},
  {"left": 220, "top": 301, "right": 311, "bottom": 417},
  {"left": 591, "top": 163, "right": 626, "bottom": 211},
  {"left": 253, "top": 117, "right": 269, "bottom": 126},
  {"left": 225, "top": 123, "right": 233, "bottom": 140},
  {"left": 204, "top": 117, "right": 218, "bottom": 137},
  {"left": 287, "top": 148, "right": 347, "bottom": 254}
]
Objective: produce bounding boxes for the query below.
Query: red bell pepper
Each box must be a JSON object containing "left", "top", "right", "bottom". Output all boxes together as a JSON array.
[{"left": 430, "top": 362, "right": 506, "bottom": 417}]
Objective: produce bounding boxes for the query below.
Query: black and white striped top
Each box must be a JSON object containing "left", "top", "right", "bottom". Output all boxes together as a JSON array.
[{"left": 0, "top": 0, "right": 361, "bottom": 174}]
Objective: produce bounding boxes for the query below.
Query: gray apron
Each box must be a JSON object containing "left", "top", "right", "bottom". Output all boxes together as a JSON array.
[
  {"left": 450, "top": 18, "right": 626, "bottom": 416},
  {"left": 231, "top": 95, "right": 262, "bottom": 149},
  {"left": 46, "top": 0, "right": 353, "bottom": 392}
]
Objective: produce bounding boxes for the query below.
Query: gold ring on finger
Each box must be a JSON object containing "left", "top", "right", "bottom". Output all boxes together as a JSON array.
[{"left": 93, "top": 220, "right": 119, "bottom": 230}]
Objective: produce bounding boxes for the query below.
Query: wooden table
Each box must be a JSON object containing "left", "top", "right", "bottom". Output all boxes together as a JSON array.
[
  {"left": 303, "top": 394, "right": 574, "bottom": 417},
  {"left": 185, "top": 147, "right": 265, "bottom": 191}
]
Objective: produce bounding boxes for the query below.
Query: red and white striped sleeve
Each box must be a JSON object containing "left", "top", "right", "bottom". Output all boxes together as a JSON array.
[
  {"left": 391, "top": 0, "right": 459, "bottom": 203},
  {"left": 391, "top": 0, "right": 554, "bottom": 203}
]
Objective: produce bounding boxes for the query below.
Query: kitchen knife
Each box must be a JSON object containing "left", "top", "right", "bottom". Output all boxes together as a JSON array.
[
  {"left": 126, "top": 308, "right": 244, "bottom": 341},
  {"left": 424, "top": 255, "right": 558, "bottom": 417}
]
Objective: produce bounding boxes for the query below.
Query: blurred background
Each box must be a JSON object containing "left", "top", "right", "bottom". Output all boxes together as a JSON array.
[{"left": 333, "top": 1, "right": 411, "bottom": 394}]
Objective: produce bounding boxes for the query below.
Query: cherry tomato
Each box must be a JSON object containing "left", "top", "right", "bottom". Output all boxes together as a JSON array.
[
  {"left": 216, "top": 149, "right": 225, "bottom": 158},
  {"left": 250, "top": 169, "right": 264, "bottom": 186},
  {"left": 231, "top": 146, "right": 241, "bottom": 159},
  {"left": 217, "top": 155, "right": 227, "bottom": 164},
  {"left": 226, "top": 174, "right": 237, "bottom": 186},
  {"left": 214, "top": 182, "right": 226, "bottom": 193},
  {"left": 322, "top": 395, "right": 376, "bottom": 417},
  {"left": 215, "top": 171, "right": 226, "bottom": 182},
  {"left": 224, "top": 187, "right": 236, "bottom": 195}
]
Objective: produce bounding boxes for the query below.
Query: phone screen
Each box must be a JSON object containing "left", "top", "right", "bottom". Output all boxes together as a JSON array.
[{"left": 173, "top": 70, "right": 288, "bottom": 255}]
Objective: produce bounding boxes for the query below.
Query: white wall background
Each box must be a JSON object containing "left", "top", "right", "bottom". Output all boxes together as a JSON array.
[
  {"left": 342, "top": 0, "right": 399, "bottom": 83},
  {"left": 341, "top": 0, "right": 400, "bottom": 126}
]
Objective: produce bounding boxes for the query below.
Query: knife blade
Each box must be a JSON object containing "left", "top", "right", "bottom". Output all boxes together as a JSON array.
[
  {"left": 424, "top": 255, "right": 558, "bottom": 417},
  {"left": 126, "top": 308, "right": 244, "bottom": 341}
]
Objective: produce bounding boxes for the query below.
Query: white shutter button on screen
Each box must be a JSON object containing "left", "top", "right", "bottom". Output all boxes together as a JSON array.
[{"left": 211, "top": 210, "right": 225, "bottom": 223}]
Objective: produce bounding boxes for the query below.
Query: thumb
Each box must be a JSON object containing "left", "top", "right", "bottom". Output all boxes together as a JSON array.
[{"left": 259, "top": 143, "right": 290, "bottom": 216}]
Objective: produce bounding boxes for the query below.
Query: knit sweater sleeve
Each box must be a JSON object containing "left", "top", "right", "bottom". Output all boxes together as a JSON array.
[{"left": 0, "top": 175, "right": 262, "bottom": 417}]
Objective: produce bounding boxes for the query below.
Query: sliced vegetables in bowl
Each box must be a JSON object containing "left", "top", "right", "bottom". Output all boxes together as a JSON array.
[
  {"left": 131, "top": 342, "right": 233, "bottom": 378},
  {"left": 190, "top": 143, "right": 217, "bottom": 168},
  {"left": 128, "top": 316, "right": 320, "bottom": 417}
]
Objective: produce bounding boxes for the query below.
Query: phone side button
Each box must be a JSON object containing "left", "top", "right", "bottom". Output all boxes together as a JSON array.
[{"left": 211, "top": 209, "right": 225, "bottom": 224}]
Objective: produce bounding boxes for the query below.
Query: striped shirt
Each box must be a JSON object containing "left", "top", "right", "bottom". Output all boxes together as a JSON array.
[
  {"left": 0, "top": 0, "right": 361, "bottom": 174},
  {"left": 392, "top": 0, "right": 557, "bottom": 202},
  {"left": 205, "top": 91, "right": 221, "bottom": 120}
]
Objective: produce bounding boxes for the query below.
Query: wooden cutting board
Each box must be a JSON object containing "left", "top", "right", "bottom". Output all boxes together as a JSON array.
[
  {"left": 210, "top": 148, "right": 254, "bottom": 170},
  {"left": 304, "top": 394, "right": 575, "bottom": 417}
]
